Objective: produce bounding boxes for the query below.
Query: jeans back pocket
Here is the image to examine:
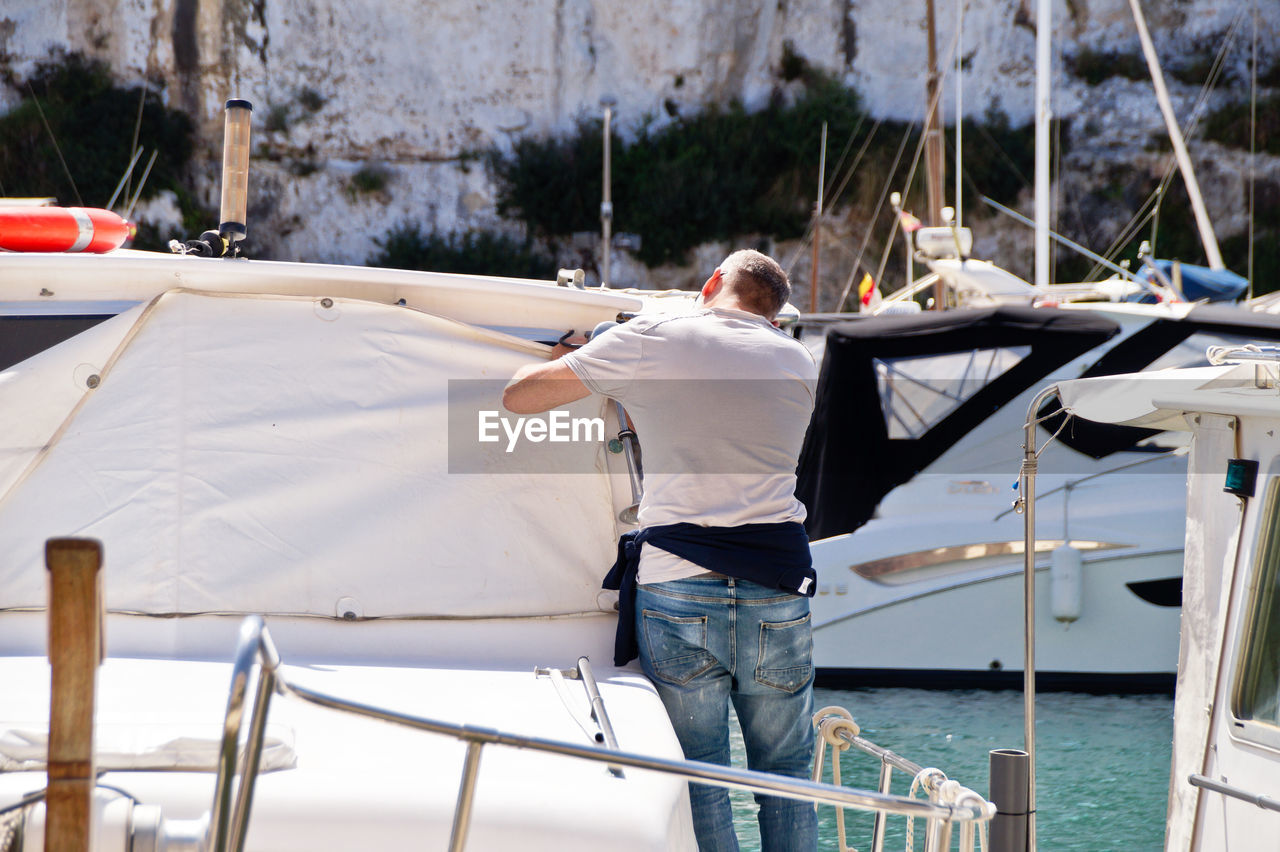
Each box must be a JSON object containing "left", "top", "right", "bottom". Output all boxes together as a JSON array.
[
  {"left": 755, "top": 613, "right": 813, "bottom": 693},
  {"left": 640, "top": 610, "right": 717, "bottom": 686}
]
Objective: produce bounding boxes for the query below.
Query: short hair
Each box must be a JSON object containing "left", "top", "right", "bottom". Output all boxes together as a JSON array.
[{"left": 720, "top": 249, "right": 791, "bottom": 318}]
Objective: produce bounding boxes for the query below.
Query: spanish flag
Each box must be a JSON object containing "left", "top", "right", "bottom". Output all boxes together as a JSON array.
[{"left": 858, "top": 273, "right": 879, "bottom": 308}]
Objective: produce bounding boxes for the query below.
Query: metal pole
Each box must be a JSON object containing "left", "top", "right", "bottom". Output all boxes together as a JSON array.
[
  {"left": 1020, "top": 386, "right": 1058, "bottom": 851},
  {"left": 449, "top": 741, "right": 485, "bottom": 852},
  {"left": 890, "top": 191, "right": 914, "bottom": 297},
  {"left": 1034, "top": 0, "right": 1052, "bottom": 288},
  {"left": 810, "top": 122, "right": 827, "bottom": 313},
  {"left": 871, "top": 762, "right": 892, "bottom": 852},
  {"left": 924, "top": 0, "right": 945, "bottom": 225},
  {"left": 600, "top": 96, "right": 617, "bottom": 288},
  {"left": 925, "top": 0, "right": 946, "bottom": 310},
  {"left": 577, "top": 656, "right": 624, "bottom": 778},
  {"left": 955, "top": 0, "right": 963, "bottom": 230},
  {"left": 229, "top": 665, "right": 276, "bottom": 852},
  {"left": 1126, "top": 0, "right": 1224, "bottom": 270},
  {"left": 281, "top": 675, "right": 990, "bottom": 821}
]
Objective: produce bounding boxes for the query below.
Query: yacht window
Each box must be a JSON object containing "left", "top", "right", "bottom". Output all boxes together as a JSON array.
[
  {"left": 874, "top": 347, "right": 1030, "bottom": 439},
  {"left": 1233, "top": 477, "right": 1280, "bottom": 731},
  {"left": 0, "top": 314, "right": 118, "bottom": 372}
]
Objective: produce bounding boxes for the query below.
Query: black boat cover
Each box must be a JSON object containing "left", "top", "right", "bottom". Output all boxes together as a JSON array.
[{"left": 796, "top": 305, "right": 1120, "bottom": 540}]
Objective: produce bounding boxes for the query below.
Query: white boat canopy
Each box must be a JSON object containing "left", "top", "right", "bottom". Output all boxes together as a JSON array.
[
  {"left": 1055, "top": 363, "right": 1262, "bottom": 432},
  {"left": 0, "top": 286, "right": 626, "bottom": 619}
]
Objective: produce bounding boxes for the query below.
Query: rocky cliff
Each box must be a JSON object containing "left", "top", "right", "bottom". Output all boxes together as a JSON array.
[{"left": 3, "top": 0, "right": 1276, "bottom": 299}]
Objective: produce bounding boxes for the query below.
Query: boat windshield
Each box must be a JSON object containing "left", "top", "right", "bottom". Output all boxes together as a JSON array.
[{"left": 875, "top": 346, "right": 1031, "bottom": 439}]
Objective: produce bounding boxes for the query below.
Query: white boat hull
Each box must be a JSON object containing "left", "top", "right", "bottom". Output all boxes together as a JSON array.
[
  {"left": 1, "top": 614, "right": 695, "bottom": 851},
  {"left": 810, "top": 466, "right": 1186, "bottom": 690}
]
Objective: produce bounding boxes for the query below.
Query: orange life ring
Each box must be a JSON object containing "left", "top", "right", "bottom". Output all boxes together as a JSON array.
[{"left": 0, "top": 207, "right": 132, "bottom": 253}]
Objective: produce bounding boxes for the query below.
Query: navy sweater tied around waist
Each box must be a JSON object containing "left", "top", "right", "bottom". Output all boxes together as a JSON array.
[{"left": 601, "top": 521, "right": 816, "bottom": 666}]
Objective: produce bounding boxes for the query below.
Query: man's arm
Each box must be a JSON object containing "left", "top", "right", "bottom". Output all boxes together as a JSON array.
[{"left": 503, "top": 343, "right": 591, "bottom": 414}]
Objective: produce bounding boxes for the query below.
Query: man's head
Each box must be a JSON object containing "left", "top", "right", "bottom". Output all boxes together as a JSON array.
[{"left": 703, "top": 249, "right": 791, "bottom": 320}]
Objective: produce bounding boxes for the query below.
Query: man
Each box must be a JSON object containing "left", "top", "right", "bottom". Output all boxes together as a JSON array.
[{"left": 504, "top": 249, "right": 819, "bottom": 852}]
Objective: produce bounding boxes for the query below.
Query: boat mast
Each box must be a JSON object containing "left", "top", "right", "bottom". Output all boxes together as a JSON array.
[
  {"left": 600, "top": 95, "right": 617, "bottom": 288},
  {"left": 1034, "top": 0, "right": 1051, "bottom": 289},
  {"left": 1126, "top": 0, "right": 1225, "bottom": 270},
  {"left": 810, "top": 122, "right": 828, "bottom": 312},
  {"left": 925, "top": 0, "right": 946, "bottom": 308},
  {"left": 955, "top": 0, "right": 963, "bottom": 230}
]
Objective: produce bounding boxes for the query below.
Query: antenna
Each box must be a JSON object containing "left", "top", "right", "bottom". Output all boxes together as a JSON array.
[{"left": 106, "top": 148, "right": 145, "bottom": 211}]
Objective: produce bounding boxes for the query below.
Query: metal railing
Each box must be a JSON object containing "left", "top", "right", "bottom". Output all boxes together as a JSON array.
[
  {"left": 1189, "top": 774, "right": 1280, "bottom": 813},
  {"left": 811, "top": 708, "right": 992, "bottom": 852},
  {"left": 210, "top": 616, "right": 996, "bottom": 852}
]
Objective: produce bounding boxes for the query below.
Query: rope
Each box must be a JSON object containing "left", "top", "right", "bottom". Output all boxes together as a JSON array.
[
  {"left": 904, "top": 769, "right": 992, "bottom": 852},
  {"left": 812, "top": 706, "right": 861, "bottom": 852},
  {"left": 1034, "top": 408, "right": 1075, "bottom": 459},
  {"left": 952, "top": 788, "right": 991, "bottom": 852},
  {"left": 812, "top": 706, "right": 992, "bottom": 852},
  {"left": 0, "top": 810, "right": 18, "bottom": 852},
  {"left": 904, "top": 767, "right": 944, "bottom": 851}
]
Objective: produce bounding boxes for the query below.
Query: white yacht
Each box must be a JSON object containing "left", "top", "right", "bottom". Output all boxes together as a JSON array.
[
  {"left": 797, "top": 279, "right": 1277, "bottom": 692},
  {"left": 0, "top": 239, "right": 995, "bottom": 850},
  {"left": 1053, "top": 345, "right": 1280, "bottom": 849}
]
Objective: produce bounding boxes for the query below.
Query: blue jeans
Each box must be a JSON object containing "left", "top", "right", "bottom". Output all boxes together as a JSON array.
[{"left": 635, "top": 577, "right": 817, "bottom": 852}]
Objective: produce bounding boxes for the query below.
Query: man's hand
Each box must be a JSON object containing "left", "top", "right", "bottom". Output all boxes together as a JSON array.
[
  {"left": 503, "top": 331, "right": 592, "bottom": 414},
  {"left": 551, "top": 330, "right": 589, "bottom": 359}
]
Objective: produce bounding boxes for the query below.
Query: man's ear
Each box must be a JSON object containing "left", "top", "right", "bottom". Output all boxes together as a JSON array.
[{"left": 701, "top": 268, "right": 723, "bottom": 301}]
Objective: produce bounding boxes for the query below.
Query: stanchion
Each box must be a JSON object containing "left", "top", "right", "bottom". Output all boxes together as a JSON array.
[{"left": 988, "top": 748, "right": 1029, "bottom": 852}]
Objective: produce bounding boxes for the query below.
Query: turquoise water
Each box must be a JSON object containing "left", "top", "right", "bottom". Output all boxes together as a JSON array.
[{"left": 729, "top": 687, "right": 1174, "bottom": 851}]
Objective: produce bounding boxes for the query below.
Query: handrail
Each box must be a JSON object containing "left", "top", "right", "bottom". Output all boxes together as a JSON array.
[
  {"left": 211, "top": 617, "right": 995, "bottom": 852},
  {"left": 1207, "top": 344, "right": 1280, "bottom": 366},
  {"left": 843, "top": 732, "right": 927, "bottom": 778},
  {"left": 1018, "top": 384, "right": 1063, "bottom": 852},
  {"left": 282, "top": 677, "right": 987, "bottom": 817},
  {"left": 1189, "top": 774, "right": 1280, "bottom": 813},
  {"left": 812, "top": 708, "right": 990, "bottom": 852},
  {"left": 210, "top": 616, "right": 280, "bottom": 852},
  {"left": 576, "top": 655, "right": 623, "bottom": 777}
]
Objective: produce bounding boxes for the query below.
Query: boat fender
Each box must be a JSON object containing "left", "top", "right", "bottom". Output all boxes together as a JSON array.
[
  {"left": 1050, "top": 544, "right": 1083, "bottom": 624},
  {"left": 0, "top": 206, "right": 132, "bottom": 253}
]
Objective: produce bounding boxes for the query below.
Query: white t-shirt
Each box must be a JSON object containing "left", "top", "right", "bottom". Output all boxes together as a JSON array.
[{"left": 562, "top": 307, "right": 818, "bottom": 583}]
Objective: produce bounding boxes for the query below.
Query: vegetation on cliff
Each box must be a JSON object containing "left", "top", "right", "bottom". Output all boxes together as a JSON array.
[
  {"left": 483, "top": 64, "right": 1039, "bottom": 269},
  {"left": 0, "top": 52, "right": 201, "bottom": 246}
]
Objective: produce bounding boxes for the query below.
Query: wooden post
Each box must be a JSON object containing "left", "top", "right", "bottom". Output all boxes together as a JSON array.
[{"left": 45, "top": 538, "right": 104, "bottom": 852}]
